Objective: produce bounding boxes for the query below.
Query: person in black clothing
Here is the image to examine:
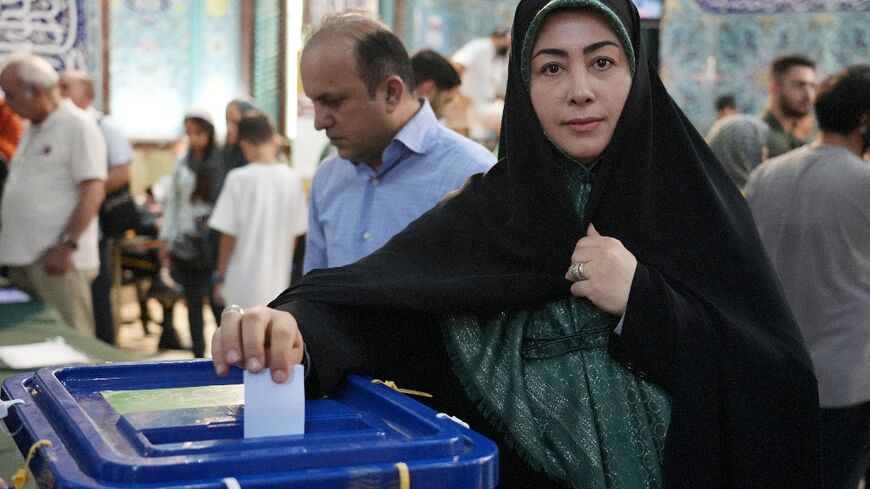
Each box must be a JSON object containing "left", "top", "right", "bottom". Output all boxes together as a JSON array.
[
  {"left": 215, "top": 99, "right": 256, "bottom": 192},
  {"left": 212, "top": 1, "right": 819, "bottom": 487}
]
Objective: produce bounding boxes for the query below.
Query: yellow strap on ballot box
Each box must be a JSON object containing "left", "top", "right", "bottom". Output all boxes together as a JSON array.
[{"left": 12, "top": 439, "right": 52, "bottom": 489}]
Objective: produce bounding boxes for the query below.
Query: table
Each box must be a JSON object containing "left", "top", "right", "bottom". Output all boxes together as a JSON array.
[{"left": 0, "top": 300, "right": 138, "bottom": 482}]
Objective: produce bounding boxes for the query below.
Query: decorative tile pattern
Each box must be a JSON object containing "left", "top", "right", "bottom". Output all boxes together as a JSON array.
[
  {"left": 110, "top": 0, "right": 240, "bottom": 139},
  {"left": 660, "top": 0, "right": 870, "bottom": 134},
  {"left": 695, "top": 0, "right": 870, "bottom": 14},
  {"left": 0, "top": 0, "right": 88, "bottom": 70}
]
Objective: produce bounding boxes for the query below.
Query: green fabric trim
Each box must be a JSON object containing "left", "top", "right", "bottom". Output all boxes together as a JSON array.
[
  {"left": 442, "top": 162, "right": 670, "bottom": 486},
  {"left": 521, "top": 0, "right": 636, "bottom": 87}
]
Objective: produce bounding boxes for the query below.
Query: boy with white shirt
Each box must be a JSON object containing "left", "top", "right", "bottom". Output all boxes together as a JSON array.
[{"left": 209, "top": 113, "right": 307, "bottom": 309}]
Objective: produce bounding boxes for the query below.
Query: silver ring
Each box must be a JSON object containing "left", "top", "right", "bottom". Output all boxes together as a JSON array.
[
  {"left": 223, "top": 304, "right": 244, "bottom": 315},
  {"left": 565, "top": 262, "right": 588, "bottom": 282}
]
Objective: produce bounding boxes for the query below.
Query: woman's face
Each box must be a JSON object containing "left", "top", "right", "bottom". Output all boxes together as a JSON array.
[
  {"left": 185, "top": 119, "right": 211, "bottom": 153},
  {"left": 529, "top": 10, "right": 632, "bottom": 162}
]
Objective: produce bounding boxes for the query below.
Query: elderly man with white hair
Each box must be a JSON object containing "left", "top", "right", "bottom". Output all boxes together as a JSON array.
[{"left": 0, "top": 54, "right": 106, "bottom": 335}]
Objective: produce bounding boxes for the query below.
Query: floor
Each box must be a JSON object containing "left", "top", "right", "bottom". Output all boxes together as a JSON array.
[{"left": 114, "top": 282, "right": 217, "bottom": 361}]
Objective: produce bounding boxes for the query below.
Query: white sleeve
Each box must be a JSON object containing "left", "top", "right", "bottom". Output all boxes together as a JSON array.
[
  {"left": 451, "top": 39, "right": 484, "bottom": 68},
  {"left": 613, "top": 314, "right": 626, "bottom": 335},
  {"left": 99, "top": 116, "right": 134, "bottom": 167},
  {"left": 71, "top": 116, "right": 107, "bottom": 182},
  {"left": 208, "top": 172, "right": 239, "bottom": 236}
]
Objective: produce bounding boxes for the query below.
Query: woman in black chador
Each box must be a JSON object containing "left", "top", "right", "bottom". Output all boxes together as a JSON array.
[{"left": 212, "top": 1, "right": 819, "bottom": 487}]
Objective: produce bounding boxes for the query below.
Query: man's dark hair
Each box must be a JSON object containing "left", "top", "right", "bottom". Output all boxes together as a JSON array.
[
  {"left": 814, "top": 63, "right": 870, "bottom": 135},
  {"left": 715, "top": 95, "right": 736, "bottom": 112},
  {"left": 770, "top": 54, "right": 816, "bottom": 82},
  {"left": 237, "top": 112, "right": 275, "bottom": 145},
  {"left": 411, "top": 49, "right": 461, "bottom": 91},
  {"left": 356, "top": 30, "right": 415, "bottom": 97},
  {"left": 307, "top": 13, "right": 414, "bottom": 98}
]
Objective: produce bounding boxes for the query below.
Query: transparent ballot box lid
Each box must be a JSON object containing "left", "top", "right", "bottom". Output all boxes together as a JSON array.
[{"left": 1, "top": 360, "right": 498, "bottom": 488}]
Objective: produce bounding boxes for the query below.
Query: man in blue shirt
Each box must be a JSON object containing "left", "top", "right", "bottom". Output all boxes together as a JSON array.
[{"left": 301, "top": 13, "right": 495, "bottom": 273}]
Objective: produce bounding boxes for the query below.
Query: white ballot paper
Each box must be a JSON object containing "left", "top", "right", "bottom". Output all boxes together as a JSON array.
[
  {"left": 0, "top": 287, "right": 31, "bottom": 304},
  {"left": 243, "top": 364, "right": 305, "bottom": 438},
  {"left": 0, "top": 337, "right": 90, "bottom": 369}
]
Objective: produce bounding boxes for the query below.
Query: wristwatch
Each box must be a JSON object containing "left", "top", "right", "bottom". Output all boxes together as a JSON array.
[{"left": 58, "top": 233, "right": 78, "bottom": 251}]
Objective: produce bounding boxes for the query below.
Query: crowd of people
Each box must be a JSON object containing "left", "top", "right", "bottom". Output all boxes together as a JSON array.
[
  {"left": 1, "top": 0, "right": 869, "bottom": 487},
  {"left": 704, "top": 62, "right": 870, "bottom": 488},
  {"left": 0, "top": 57, "right": 310, "bottom": 359},
  {"left": 705, "top": 54, "right": 820, "bottom": 191}
]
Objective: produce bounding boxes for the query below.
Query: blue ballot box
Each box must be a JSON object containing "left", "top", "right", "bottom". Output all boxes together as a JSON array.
[{"left": 1, "top": 360, "right": 498, "bottom": 488}]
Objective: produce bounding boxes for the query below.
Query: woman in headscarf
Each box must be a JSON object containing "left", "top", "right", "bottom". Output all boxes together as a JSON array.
[
  {"left": 705, "top": 114, "right": 770, "bottom": 190},
  {"left": 216, "top": 98, "right": 256, "bottom": 192},
  {"left": 212, "top": 1, "right": 819, "bottom": 487},
  {"left": 160, "top": 109, "right": 224, "bottom": 357}
]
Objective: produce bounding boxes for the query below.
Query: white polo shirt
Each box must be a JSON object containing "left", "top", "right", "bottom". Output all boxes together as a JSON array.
[
  {"left": 452, "top": 38, "right": 508, "bottom": 105},
  {"left": 0, "top": 101, "right": 107, "bottom": 269}
]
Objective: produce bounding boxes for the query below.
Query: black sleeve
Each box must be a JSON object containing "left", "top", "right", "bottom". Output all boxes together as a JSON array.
[
  {"left": 275, "top": 300, "right": 377, "bottom": 397},
  {"left": 608, "top": 262, "right": 714, "bottom": 393},
  {"left": 609, "top": 263, "right": 726, "bottom": 484},
  {"left": 274, "top": 300, "right": 447, "bottom": 399}
]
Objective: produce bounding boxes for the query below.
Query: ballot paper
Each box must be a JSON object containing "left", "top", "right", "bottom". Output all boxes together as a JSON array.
[
  {"left": 243, "top": 364, "right": 305, "bottom": 438},
  {"left": 0, "top": 337, "right": 90, "bottom": 369}
]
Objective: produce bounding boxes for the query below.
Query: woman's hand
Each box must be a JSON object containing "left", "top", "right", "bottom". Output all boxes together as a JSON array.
[
  {"left": 567, "top": 223, "right": 637, "bottom": 316},
  {"left": 211, "top": 305, "right": 305, "bottom": 383}
]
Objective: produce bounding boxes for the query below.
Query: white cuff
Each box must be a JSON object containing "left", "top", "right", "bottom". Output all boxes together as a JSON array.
[{"left": 613, "top": 314, "right": 626, "bottom": 335}]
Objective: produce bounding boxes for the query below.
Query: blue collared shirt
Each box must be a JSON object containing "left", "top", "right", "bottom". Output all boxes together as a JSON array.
[{"left": 304, "top": 100, "right": 496, "bottom": 273}]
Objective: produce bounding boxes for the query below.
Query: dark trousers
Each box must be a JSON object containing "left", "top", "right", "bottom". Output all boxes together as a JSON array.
[
  {"left": 171, "top": 266, "right": 222, "bottom": 358},
  {"left": 819, "top": 401, "right": 870, "bottom": 489},
  {"left": 91, "top": 237, "right": 115, "bottom": 344}
]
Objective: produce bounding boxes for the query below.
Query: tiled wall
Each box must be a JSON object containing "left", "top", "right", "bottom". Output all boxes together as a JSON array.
[
  {"left": 660, "top": 0, "right": 870, "bottom": 133},
  {"left": 0, "top": 0, "right": 95, "bottom": 82},
  {"left": 387, "top": 0, "right": 514, "bottom": 55},
  {"left": 109, "top": 0, "right": 241, "bottom": 140}
]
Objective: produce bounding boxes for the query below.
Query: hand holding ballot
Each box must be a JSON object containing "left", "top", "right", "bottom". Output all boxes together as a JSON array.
[{"left": 211, "top": 306, "right": 305, "bottom": 384}]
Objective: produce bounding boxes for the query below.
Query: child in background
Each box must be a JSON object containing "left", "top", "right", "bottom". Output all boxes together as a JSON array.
[{"left": 209, "top": 113, "right": 307, "bottom": 309}]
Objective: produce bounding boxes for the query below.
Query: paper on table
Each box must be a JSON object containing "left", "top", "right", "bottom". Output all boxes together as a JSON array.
[
  {"left": 0, "top": 287, "right": 31, "bottom": 304},
  {"left": 243, "top": 364, "right": 305, "bottom": 438},
  {"left": 0, "top": 337, "right": 90, "bottom": 369}
]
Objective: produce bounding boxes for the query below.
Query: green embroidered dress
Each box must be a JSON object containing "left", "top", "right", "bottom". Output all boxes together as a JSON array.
[{"left": 443, "top": 162, "right": 671, "bottom": 488}]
